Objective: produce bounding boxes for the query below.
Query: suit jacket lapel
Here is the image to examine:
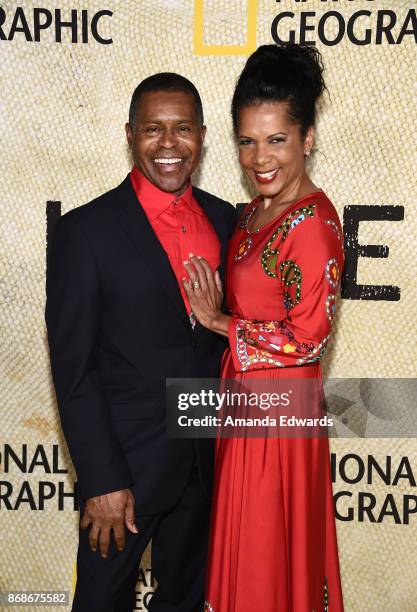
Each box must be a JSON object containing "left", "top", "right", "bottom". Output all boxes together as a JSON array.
[
  {"left": 117, "top": 176, "right": 191, "bottom": 329},
  {"left": 192, "top": 186, "right": 229, "bottom": 288},
  {"left": 116, "top": 176, "right": 230, "bottom": 336}
]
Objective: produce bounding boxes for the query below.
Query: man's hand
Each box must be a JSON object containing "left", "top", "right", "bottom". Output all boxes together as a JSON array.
[{"left": 80, "top": 488, "right": 138, "bottom": 558}]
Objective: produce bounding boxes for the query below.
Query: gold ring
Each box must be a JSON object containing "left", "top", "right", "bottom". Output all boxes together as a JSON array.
[{"left": 193, "top": 281, "right": 200, "bottom": 290}]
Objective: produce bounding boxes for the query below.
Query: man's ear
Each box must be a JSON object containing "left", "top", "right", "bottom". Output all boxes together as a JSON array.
[
  {"left": 125, "top": 123, "right": 133, "bottom": 149},
  {"left": 200, "top": 125, "right": 207, "bottom": 144}
]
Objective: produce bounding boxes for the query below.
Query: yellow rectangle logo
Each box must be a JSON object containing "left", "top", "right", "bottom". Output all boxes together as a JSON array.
[{"left": 194, "top": 0, "right": 258, "bottom": 56}]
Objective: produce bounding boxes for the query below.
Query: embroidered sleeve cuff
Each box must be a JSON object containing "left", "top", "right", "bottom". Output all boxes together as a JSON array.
[
  {"left": 228, "top": 316, "right": 246, "bottom": 372},
  {"left": 228, "top": 316, "right": 330, "bottom": 372},
  {"left": 227, "top": 317, "right": 285, "bottom": 372}
]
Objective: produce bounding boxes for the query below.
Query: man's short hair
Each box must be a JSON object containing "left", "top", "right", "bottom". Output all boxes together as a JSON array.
[{"left": 129, "top": 73, "right": 204, "bottom": 127}]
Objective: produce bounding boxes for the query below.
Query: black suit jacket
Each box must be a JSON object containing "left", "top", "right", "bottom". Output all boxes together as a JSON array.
[{"left": 45, "top": 175, "right": 237, "bottom": 514}]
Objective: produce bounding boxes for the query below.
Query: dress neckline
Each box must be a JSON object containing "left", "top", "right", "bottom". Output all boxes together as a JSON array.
[{"left": 245, "top": 190, "right": 325, "bottom": 235}]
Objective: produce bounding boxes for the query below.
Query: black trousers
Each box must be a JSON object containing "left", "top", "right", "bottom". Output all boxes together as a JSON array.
[{"left": 72, "top": 456, "right": 210, "bottom": 612}]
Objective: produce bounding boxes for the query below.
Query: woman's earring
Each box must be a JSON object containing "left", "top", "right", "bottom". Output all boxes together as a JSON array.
[{"left": 305, "top": 150, "right": 310, "bottom": 157}]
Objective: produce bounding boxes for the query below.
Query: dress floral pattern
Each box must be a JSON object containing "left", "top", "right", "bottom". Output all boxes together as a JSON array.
[{"left": 205, "top": 191, "right": 345, "bottom": 612}]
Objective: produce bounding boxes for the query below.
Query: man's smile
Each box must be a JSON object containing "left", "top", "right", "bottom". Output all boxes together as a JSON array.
[
  {"left": 153, "top": 157, "right": 185, "bottom": 172},
  {"left": 154, "top": 157, "right": 183, "bottom": 164}
]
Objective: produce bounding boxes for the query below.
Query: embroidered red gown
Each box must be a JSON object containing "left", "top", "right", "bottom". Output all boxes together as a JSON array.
[{"left": 205, "top": 191, "right": 345, "bottom": 612}]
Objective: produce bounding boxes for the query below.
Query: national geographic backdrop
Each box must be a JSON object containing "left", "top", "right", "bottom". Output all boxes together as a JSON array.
[{"left": 0, "top": 1, "right": 416, "bottom": 610}]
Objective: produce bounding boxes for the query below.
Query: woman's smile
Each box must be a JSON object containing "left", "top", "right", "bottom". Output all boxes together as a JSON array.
[{"left": 253, "top": 167, "right": 280, "bottom": 184}]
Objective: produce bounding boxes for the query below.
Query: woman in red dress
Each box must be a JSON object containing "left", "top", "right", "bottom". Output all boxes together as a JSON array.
[{"left": 183, "top": 43, "right": 344, "bottom": 611}]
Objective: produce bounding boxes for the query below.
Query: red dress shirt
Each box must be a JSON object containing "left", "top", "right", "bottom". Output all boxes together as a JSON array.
[{"left": 130, "top": 166, "right": 221, "bottom": 315}]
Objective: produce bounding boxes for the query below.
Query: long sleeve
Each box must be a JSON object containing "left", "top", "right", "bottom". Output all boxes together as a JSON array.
[
  {"left": 45, "top": 213, "right": 133, "bottom": 499},
  {"left": 228, "top": 214, "right": 344, "bottom": 372}
]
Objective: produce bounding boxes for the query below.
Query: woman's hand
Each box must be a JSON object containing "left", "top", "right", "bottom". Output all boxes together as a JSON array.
[{"left": 183, "top": 254, "right": 230, "bottom": 337}]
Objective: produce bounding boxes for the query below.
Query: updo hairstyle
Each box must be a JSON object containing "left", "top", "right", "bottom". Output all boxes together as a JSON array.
[{"left": 231, "top": 43, "right": 326, "bottom": 136}]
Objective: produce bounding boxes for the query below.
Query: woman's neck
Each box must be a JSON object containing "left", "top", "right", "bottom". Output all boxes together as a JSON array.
[{"left": 263, "top": 176, "right": 319, "bottom": 210}]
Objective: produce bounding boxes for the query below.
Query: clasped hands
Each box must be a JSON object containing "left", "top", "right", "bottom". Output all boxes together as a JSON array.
[{"left": 182, "top": 254, "right": 230, "bottom": 337}]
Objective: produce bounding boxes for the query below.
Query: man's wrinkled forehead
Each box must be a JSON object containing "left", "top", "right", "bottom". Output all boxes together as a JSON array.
[{"left": 135, "top": 91, "right": 200, "bottom": 125}]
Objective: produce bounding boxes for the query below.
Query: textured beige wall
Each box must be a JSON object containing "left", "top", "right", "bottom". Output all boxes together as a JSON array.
[{"left": 0, "top": 1, "right": 416, "bottom": 610}]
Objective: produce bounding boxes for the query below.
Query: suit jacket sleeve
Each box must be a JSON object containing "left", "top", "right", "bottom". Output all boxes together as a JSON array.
[{"left": 45, "top": 213, "right": 133, "bottom": 500}]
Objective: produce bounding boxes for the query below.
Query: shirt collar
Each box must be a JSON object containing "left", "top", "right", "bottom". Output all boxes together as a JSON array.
[{"left": 130, "top": 166, "right": 199, "bottom": 220}]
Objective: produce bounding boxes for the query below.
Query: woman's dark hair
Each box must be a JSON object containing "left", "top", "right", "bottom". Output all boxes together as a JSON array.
[{"left": 231, "top": 43, "right": 326, "bottom": 135}]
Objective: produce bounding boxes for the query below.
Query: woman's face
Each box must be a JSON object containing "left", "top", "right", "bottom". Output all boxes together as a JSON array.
[{"left": 237, "top": 101, "right": 314, "bottom": 201}]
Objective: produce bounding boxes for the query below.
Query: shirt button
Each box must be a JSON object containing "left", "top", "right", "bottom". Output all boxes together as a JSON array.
[{"left": 181, "top": 226, "right": 187, "bottom": 233}]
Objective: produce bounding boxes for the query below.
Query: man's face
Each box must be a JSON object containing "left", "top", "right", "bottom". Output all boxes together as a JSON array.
[{"left": 125, "top": 90, "right": 206, "bottom": 195}]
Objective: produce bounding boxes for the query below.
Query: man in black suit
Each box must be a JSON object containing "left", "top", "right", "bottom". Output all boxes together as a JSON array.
[{"left": 45, "top": 73, "right": 236, "bottom": 612}]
